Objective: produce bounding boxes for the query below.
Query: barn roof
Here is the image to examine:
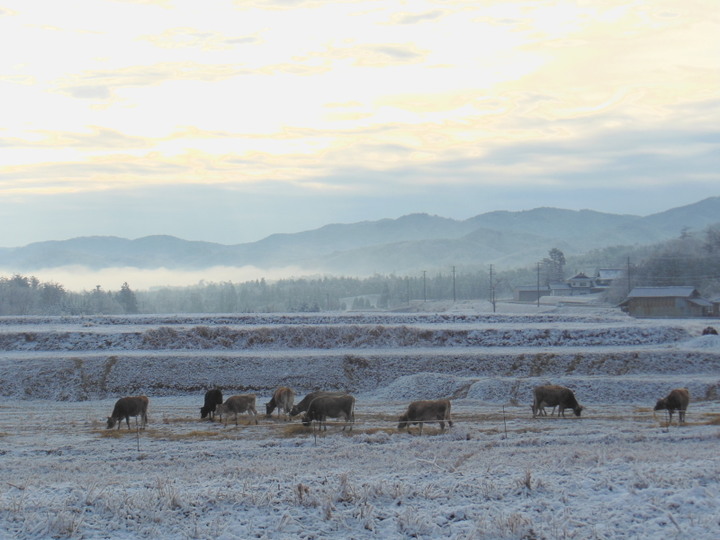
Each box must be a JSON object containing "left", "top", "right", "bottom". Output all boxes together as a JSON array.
[{"left": 626, "top": 286, "right": 700, "bottom": 298}]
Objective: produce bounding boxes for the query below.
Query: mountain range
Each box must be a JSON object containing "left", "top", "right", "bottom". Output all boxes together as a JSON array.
[{"left": 2, "top": 196, "right": 719, "bottom": 275}]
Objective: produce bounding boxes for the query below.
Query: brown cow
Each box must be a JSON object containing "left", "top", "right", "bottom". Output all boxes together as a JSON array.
[
  {"left": 265, "top": 386, "right": 295, "bottom": 419},
  {"left": 398, "top": 399, "right": 453, "bottom": 435},
  {"left": 301, "top": 394, "right": 355, "bottom": 431},
  {"left": 107, "top": 396, "right": 149, "bottom": 430},
  {"left": 532, "top": 385, "right": 583, "bottom": 418},
  {"left": 654, "top": 388, "right": 690, "bottom": 424},
  {"left": 289, "top": 391, "right": 347, "bottom": 417},
  {"left": 216, "top": 394, "right": 259, "bottom": 426}
]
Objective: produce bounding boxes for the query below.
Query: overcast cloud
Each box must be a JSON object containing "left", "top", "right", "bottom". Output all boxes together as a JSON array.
[{"left": 0, "top": 0, "right": 718, "bottom": 247}]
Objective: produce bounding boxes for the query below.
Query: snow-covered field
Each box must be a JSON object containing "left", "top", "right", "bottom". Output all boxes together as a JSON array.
[{"left": 1, "top": 302, "right": 719, "bottom": 538}]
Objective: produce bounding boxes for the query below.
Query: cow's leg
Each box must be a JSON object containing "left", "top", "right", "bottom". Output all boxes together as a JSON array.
[
  {"left": 439, "top": 420, "right": 445, "bottom": 432},
  {"left": 680, "top": 409, "right": 686, "bottom": 423},
  {"left": 419, "top": 422, "right": 424, "bottom": 435}
]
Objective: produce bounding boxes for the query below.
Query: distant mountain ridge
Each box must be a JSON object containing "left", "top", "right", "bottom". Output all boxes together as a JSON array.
[{"left": 2, "top": 197, "right": 719, "bottom": 275}]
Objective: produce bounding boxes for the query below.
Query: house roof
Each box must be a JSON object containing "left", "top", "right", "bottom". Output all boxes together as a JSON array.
[
  {"left": 689, "top": 298, "right": 713, "bottom": 308},
  {"left": 569, "top": 273, "right": 591, "bottom": 280},
  {"left": 514, "top": 285, "right": 550, "bottom": 292},
  {"left": 597, "top": 269, "right": 624, "bottom": 279},
  {"left": 626, "top": 286, "right": 699, "bottom": 298},
  {"left": 549, "top": 282, "right": 571, "bottom": 290}
]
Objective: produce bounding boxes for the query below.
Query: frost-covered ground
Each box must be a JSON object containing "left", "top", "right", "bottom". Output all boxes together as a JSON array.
[{"left": 1, "top": 302, "right": 720, "bottom": 538}]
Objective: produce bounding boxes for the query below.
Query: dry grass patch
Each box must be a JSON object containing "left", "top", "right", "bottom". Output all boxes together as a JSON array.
[
  {"left": 162, "top": 416, "right": 198, "bottom": 424},
  {"left": 280, "top": 423, "right": 314, "bottom": 437},
  {"left": 701, "top": 413, "right": 720, "bottom": 425},
  {"left": 150, "top": 430, "right": 225, "bottom": 441}
]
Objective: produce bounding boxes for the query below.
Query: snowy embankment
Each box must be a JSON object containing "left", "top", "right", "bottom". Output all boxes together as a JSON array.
[{"left": 0, "top": 309, "right": 719, "bottom": 405}]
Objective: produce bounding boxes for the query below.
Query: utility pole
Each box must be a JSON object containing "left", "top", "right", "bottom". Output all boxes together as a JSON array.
[
  {"left": 422, "top": 270, "right": 427, "bottom": 303},
  {"left": 626, "top": 256, "right": 631, "bottom": 296},
  {"left": 537, "top": 262, "right": 541, "bottom": 308},
  {"left": 452, "top": 266, "right": 456, "bottom": 302},
  {"left": 490, "top": 264, "right": 496, "bottom": 313}
]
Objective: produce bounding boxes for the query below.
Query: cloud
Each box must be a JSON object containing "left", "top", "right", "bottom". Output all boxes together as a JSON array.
[
  {"left": 141, "top": 27, "right": 261, "bottom": 50},
  {"left": 387, "top": 10, "right": 445, "bottom": 25},
  {"left": 294, "top": 42, "right": 428, "bottom": 68},
  {"left": 0, "top": 127, "right": 150, "bottom": 150},
  {"left": 55, "top": 62, "right": 250, "bottom": 100}
]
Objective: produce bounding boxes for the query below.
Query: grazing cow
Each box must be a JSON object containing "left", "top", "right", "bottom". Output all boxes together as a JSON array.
[
  {"left": 301, "top": 394, "right": 355, "bottom": 431},
  {"left": 107, "top": 396, "right": 149, "bottom": 430},
  {"left": 265, "top": 386, "right": 295, "bottom": 419},
  {"left": 200, "top": 388, "right": 223, "bottom": 420},
  {"left": 216, "top": 394, "right": 259, "bottom": 426},
  {"left": 532, "top": 385, "right": 583, "bottom": 418},
  {"left": 398, "top": 399, "right": 453, "bottom": 435},
  {"left": 702, "top": 326, "right": 718, "bottom": 336},
  {"left": 290, "top": 391, "right": 347, "bottom": 417},
  {"left": 654, "top": 388, "right": 690, "bottom": 424}
]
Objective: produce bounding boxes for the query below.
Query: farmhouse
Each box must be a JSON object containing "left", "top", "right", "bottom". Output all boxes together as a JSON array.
[
  {"left": 567, "top": 272, "right": 594, "bottom": 293},
  {"left": 620, "top": 286, "right": 713, "bottom": 318},
  {"left": 514, "top": 268, "right": 626, "bottom": 302}
]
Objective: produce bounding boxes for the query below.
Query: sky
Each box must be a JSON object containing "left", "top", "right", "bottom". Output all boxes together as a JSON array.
[{"left": 1, "top": 0, "right": 718, "bottom": 249}]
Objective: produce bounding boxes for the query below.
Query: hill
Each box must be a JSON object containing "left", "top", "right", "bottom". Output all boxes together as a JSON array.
[{"left": 1, "top": 196, "right": 719, "bottom": 274}]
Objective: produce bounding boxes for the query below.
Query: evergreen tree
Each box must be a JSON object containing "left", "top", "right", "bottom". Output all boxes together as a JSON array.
[{"left": 117, "top": 282, "right": 139, "bottom": 314}]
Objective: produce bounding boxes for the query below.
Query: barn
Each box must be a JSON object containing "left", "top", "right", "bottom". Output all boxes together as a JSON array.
[{"left": 620, "top": 286, "right": 713, "bottom": 318}]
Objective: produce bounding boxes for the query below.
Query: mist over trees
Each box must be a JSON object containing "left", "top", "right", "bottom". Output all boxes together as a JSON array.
[{"left": 1, "top": 225, "right": 719, "bottom": 315}]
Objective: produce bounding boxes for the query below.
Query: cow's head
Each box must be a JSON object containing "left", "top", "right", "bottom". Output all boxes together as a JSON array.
[
  {"left": 289, "top": 406, "right": 300, "bottom": 417},
  {"left": 106, "top": 417, "right": 117, "bottom": 429},
  {"left": 200, "top": 406, "right": 210, "bottom": 419},
  {"left": 301, "top": 413, "right": 312, "bottom": 426},
  {"left": 654, "top": 398, "right": 668, "bottom": 411},
  {"left": 573, "top": 405, "right": 584, "bottom": 417},
  {"left": 265, "top": 402, "right": 274, "bottom": 416},
  {"left": 397, "top": 413, "right": 409, "bottom": 430}
]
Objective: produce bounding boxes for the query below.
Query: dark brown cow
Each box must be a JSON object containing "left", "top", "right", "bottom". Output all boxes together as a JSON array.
[
  {"left": 107, "top": 396, "right": 149, "bottom": 430},
  {"left": 702, "top": 326, "right": 718, "bottom": 336},
  {"left": 398, "top": 399, "right": 453, "bottom": 435},
  {"left": 532, "top": 385, "right": 583, "bottom": 418},
  {"left": 200, "top": 388, "right": 223, "bottom": 420},
  {"left": 654, "top": 388, "right": 690, "bottom": 424},
  {"left": 301, "top": 394, "right": 355, "bottom": 431},
  {"left": 265, "top": 386, "right": 295, "bottom": 419},
  {"left": 216, "top": 394, "right": 259, "bottom": 426},
  {"left": 289, "top": 391, "right": 347, "bottom": 417}
]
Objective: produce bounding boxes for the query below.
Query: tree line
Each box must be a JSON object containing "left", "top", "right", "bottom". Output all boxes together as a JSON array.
[{"left": 2, "top": 225, "right": 719, "bottom": 315}]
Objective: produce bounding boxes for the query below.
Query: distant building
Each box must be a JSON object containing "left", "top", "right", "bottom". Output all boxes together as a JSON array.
[
  {"left": 567, "top": 272, "right": 594, "bottom": 294},
  {"left": 514, "top": 286, "right": 550, "bottom": 302},
  {"left": 620, "top": 286, "right": 713, "bottom": 318},
  {"left": 549, "top": 282, "right": 571, "bottom": 296},
  {"left": 711, "top": 297, "right": 720, "bottom": 317},
  {"left": 594, "top": 268, "right": 624, "bottom": 290},
  {"left": 514, "top": 267, "right": 625, "bottom": 302}
]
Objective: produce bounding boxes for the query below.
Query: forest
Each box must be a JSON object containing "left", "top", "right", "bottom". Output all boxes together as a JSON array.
[{"left": 1, "top": 226, "right": 719, "bottom": 315}]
